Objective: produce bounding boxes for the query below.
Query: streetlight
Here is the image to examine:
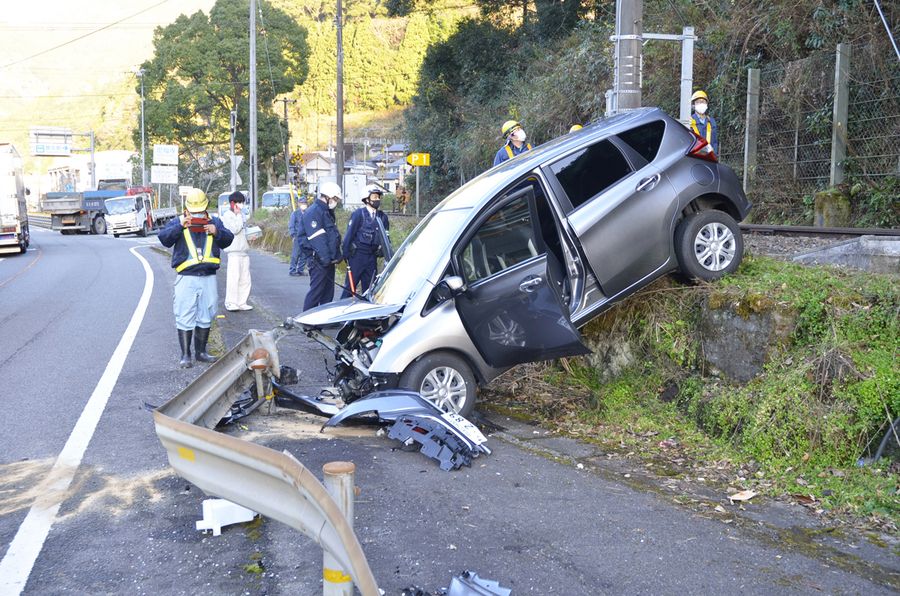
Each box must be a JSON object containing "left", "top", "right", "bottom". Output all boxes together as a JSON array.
[{"left": 135, "top": 68, "right": 147, "bottom": 187}]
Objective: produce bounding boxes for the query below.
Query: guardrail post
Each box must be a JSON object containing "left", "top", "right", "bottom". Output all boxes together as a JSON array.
[
  {"left": 322, "top": 462, "right": 356, "bottom": 596},
  {"left": 830, "top": 42, "right": 851, "bottom": 186},
  {"left": 743, "top": 68, "right": 760, "bottom": 193}
]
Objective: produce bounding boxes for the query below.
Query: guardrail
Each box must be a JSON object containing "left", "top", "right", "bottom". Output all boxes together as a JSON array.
[{"left": 28, "top": 213, "right": 51, "bottom": 229}]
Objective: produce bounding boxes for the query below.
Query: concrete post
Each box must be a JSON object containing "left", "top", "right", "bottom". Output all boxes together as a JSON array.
[
  {"left": 830, "top": 43, "right": 851, "bottom": 187},
  {"left": 322, "top": 462, "right": 356, "bottom": 596},
  {"left": 743, "top": 68, "right": 760, "bottom": 193},
  {"left": 249, "top": 0, "right": 258, "bottom": 213},
  {"left": 679, "top": 27, "right": 694, "bottom": 126},
  {"left": 614, "top": 0, "right": 642, "bottom": 111}
]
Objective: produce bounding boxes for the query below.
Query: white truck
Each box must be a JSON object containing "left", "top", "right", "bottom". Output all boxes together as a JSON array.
[
  {"left": 105, "top": 189, "right": 177, "bottom": 237},
  {"left": 0, "top": 143, "right": 30, "bottom": 254}
]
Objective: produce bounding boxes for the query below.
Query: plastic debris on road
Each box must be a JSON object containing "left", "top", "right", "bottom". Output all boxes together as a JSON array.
[{"left": 195, "top": 498, "right": 256, "bottom": 536}]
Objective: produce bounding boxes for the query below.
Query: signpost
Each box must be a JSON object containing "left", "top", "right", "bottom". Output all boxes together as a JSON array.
[
  {"left": 405, "top": 153, "right": 431, "bottom": 217},
  {"left": 150, "top": 165, "right": 179, "bottom": 185},
  {"left": 152, "top": 144, "right": 179, "bottom": 202}
]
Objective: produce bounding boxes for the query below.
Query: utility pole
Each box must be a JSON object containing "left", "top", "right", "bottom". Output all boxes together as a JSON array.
[
  {"left": 249, "top": 0, "right": 258, "bottom": 212},
  {"left": 230, "top": 108, "right": 237, "bottom": 192},
  {"left": 614, "top": 0, "right": 643, "bottom": 111},
  {"left": 335, "top": 0, "right": 344, "bottom": 195},
  {"left": 136, "top": 68, "right": 147, "bottom": 186},
  {"left": 276, "top": 97, "right": 297, "bottom": 187}
]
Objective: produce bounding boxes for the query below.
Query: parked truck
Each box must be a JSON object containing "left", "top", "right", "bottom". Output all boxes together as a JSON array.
[
  {"left": 105, "top": 188, "right": 177, "bottom": 237},
  {"left": 0, "top": 143, "right": 30, "bottom": 254},
  {"left": 41, "top": 189, "right": 122, "bottom": 235}
]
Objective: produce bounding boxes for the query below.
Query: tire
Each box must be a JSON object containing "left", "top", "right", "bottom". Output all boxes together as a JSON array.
[
  {"left": 139, "top": 222, "right": 149, "bottom": 237},
  {"left": 399, "top": 351, "right": 477, "bottom": 417},
  {"left": 92, "top": 216, "right": 107, "bottom": 236},
  {"left": 675, "top": 210, "right": 744, "bottom": 282},
  {"left": 113, "top": 233, "right": 120, "bottom": 238}
]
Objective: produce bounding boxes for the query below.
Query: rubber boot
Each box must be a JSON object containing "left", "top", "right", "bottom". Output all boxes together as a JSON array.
[
  {"left": 194, "top": 326, "right": 217, "bottom": 363},
  {"left": 177, "top": 329, "right": 193, "bottom": 368}
]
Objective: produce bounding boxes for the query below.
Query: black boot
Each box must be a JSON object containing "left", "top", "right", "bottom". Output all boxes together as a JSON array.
[
  {"left": 177, "top": 329, "right": 193, "bottom": 368},
  {"left": 194, "top": 326, "right": 217, "bottom": 363}
]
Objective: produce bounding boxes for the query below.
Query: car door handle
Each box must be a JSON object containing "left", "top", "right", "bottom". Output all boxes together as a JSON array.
[
  {"left": 636, "top": 173, "right": 661, "bottom": 192},
  {"left": 519, "top": 276, "right": 543, "bottom": 293}
]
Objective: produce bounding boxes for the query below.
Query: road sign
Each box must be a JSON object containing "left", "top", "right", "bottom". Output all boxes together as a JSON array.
[
  {"left": 153, "top": 144, "right": 179, "bottom": 165},
  {"left": 29, "top": 127, "right": 73, "bottom": 157},
  {"left": 406, "top": 153, "right": 431, "bottom": 167},
  {"left": 151, "top": 165, "right": 178, "bottom": 184}
]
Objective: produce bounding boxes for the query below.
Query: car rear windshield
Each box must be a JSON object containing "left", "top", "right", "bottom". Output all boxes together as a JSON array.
[
  {"left": 617, "top": 120, "right": 665, "bottom": 163},
  {"left": 550, "top": 139, "right": 632, "bottom": 209}
]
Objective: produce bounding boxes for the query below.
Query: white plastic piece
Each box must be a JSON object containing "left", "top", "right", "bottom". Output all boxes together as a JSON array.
[{"left": 195, "top": 498, "right": 256, "bottom": 536}]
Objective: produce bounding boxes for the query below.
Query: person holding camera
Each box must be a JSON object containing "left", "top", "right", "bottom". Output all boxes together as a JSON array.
[
  {"left": 341, "top": 185, "right": 390, "bottom": 298},
  {"left": 159, "top": 188, "right": 234, "bottom": 368}
]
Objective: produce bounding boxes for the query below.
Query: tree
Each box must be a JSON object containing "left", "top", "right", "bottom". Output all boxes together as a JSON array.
[{"left": 136, "top": 0, "right": 309, "bottom": 193}]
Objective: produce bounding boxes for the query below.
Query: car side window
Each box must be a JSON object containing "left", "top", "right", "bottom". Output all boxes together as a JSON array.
[
  {"left": 617, "top": 120, "right": 665, "bottom": 163},
  {"left": 550, "top": 139, "right": 632, "bottom": 209},
  {"left": 460, "top": 195, "right": 538, "bottom": 284}
]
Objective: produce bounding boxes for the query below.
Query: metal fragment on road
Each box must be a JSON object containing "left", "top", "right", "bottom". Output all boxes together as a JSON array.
[{"left": 447, "top": 571, "right": 512, "bottom": 596}]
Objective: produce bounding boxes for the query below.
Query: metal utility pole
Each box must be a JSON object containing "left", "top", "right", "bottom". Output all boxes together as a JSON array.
[
  {"left": 276, "top": 98, "right": 297, "bottom": 187},
  {"left": 89, "top": 131, "right": 96, "bottom": 189},
  {"left": 249, "top": 0, "right": 258, "bottom": 212},
  {"left": 137, "top": 68, "right": 147, "bottom": 186},
  {"left": 614, "top": 0, "right": 643, "bottom": 111},
  {"left": 335, "top": 0, "right": 344, "bottom": 195},
  {"left": 230, "top": 108, "right": 237, "bottom": 192}
]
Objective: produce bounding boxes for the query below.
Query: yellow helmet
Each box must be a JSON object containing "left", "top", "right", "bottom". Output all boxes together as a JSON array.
[
  {"left": 183, "top": 188, "right": 209, "bottom": 214},
  {"left": 569, "top": 124, "right": 583, "bottom": 133},
  {"left": 501, "top": 120, "right": 521, "bottom": 138},
  {"left": 690, "top": 90, "right": 709, "bottom": 103}
]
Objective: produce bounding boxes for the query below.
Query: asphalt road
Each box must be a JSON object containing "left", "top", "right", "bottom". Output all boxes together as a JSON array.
[{"left": 0, "top": 227, "right": 896, "bottom": 594}]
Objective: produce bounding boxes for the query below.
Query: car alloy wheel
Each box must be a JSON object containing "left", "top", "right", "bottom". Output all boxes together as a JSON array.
[
  {"left": 400, "top": 351, "right": 477, "bottom": 417},
  {"left": 693, "top": 221, "right": 736, "bottom": 272}
]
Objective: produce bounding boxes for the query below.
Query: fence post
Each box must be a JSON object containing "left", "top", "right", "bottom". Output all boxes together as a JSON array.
[
  {"left": 830, "top": 43, "right": 851, "bottom": 186},
  {"left": 743, "top": 68, "right": 760, "bottom": 193},
  {"left": 322, "top": 462, "right": 356, "bottom": 596}
]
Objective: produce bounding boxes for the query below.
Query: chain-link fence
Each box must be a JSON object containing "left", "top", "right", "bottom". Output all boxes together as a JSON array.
[{"left": 846, "top": 44, "right": 900, "bottom": 181}]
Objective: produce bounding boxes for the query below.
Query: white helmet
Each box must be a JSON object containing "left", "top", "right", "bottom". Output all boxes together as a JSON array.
[
  {"left": 362, "top": 184, "right": 384, "bottom": 200},
  {"left": 318, "top": 181, "right": 342, "bottom": 201}
]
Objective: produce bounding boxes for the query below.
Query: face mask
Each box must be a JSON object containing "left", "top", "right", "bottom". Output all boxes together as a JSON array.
[
  {"left": 328, "top": 199, "right": 339, "bottom": 210},
  {"left": 370, "top": 199, "right": 381, "bottom": 209},
  {"left": 512, "top": 129, "right": 527, "bottom": 142},
  {"left": 695, "top": 102, "right": 708, "bottom": 115}
]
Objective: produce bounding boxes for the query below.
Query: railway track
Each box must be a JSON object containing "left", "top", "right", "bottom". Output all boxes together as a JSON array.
[{"left": 739, "top": 223, "right": 899, "bottom": 237}]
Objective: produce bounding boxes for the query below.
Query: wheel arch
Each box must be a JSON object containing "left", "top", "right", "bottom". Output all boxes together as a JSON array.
[
  {"left": 404, "top": 347, "right": 488, "bottom": 386},
  {"left": 679, "top": 193, "right": 742, "bottom": 224}
]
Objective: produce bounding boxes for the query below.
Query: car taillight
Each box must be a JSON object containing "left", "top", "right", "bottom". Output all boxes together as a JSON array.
[{"left": 687, "top": 131, "right": 718, "bottom": 163}]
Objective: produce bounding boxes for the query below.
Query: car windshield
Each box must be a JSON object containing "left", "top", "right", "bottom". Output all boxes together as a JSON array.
[
  {"left": 369, "top": 208, "right": 470, "bottom": 305},
  {"left": 105, "top": 197, "right": 134, "bottom": 215},
  {"left": 262, "top": 192, "right": 291, "bottom": 208}
]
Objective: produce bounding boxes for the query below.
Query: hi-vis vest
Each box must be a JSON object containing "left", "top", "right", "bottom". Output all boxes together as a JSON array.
[
  {"left": 504, "top": 142, "right": 533, "bottom": 159},
  {"left": 690, "top": 118, "right": 712, "bottom": 144},
  {"left": 175, "top": 228, "right": 220, "bottom": 272}
]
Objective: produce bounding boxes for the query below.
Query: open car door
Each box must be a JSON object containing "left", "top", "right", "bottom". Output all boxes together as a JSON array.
[{"left": 453, "top": 186, "right": 589, "bottom": 369}]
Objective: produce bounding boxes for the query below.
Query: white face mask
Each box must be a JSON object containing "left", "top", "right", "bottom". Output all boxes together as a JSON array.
[
  {"left": 328, "top": 199, "right": 339, "bottom": 210},
  {"left": 512, "top": 129, "right": 527, "bottom": 142},
  {"left": 694, "top": 102, "right": 708, "bottom": 115}
]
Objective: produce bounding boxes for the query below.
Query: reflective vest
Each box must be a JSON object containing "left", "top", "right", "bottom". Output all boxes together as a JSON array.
[
  {"left": 690, "top": 118, "right": 712, "bottom": 143},
  {"left": 175, "top": 228, "right": 220, "bottom": 272},
  {"left": 504, "top": 142, "right": 533, "bottom": 159}
]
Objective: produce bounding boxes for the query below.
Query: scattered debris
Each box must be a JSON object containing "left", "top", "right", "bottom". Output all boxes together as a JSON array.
[
  {"left": 728, "top": 490, "right": 758, "bottom": 504},
  {"left": 388, "top": 414, "right": 488, "bottom": 471},
  {"left": 447, "top": 571, "right": 512, "bottom": 596},
  {"left": 195, "top": 498, "right": 256, "bottom": 536}
]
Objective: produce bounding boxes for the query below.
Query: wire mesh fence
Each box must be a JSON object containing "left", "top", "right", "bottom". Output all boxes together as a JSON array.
[{"left": 846, "top": 44, "right": 900, "bottom": 181}]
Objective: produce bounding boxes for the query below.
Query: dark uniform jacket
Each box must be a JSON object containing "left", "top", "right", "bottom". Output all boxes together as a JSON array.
[
  {"left": 342, "top": 207, "right": 389, "bottom": 257},
  {"left": 158, "top": 215, "right": 234, "bottom": 276},
  {"left": 493, "top": 141, "right": 533, "bottom": 167},
  {"left": 302, "top": 200, "right": 342, "bottom": 264}
]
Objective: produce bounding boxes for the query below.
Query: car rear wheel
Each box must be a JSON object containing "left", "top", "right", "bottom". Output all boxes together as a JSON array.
[
  {"left": 399, "top": 352, "right": 477, "bottom": 417},
  {"left": 675, "top": 210, "right": 743, "bottom": 281}
]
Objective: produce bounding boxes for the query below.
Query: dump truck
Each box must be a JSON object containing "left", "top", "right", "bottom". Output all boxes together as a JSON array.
[
  {"left": 41, "top": 189, "right": 121, "bottom": 235},
  {"left": 105, "top": 187, "right": 177, "bottom": 237},
  {"left": 0, "top": 143, "right": 30, "bottom": 254}
]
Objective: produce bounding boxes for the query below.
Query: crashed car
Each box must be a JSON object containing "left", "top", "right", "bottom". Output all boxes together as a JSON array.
[{"left": 297, "top": 108, "right": 751, "bottom": 416}]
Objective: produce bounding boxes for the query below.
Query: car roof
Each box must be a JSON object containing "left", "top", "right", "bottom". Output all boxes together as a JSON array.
[{"left": 436, "top": 107, "right": 673, "bottom": 212}]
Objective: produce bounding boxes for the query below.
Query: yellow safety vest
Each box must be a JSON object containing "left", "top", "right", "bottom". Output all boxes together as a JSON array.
[
  {"left": 175, "top": 228, "right": 220, "bottom": 272},
  {"left": 504, "top": 142, "right": 533, "bottom": 159},
  {"left": 690, "top": 118, "right": 712, "bottom": 143}
]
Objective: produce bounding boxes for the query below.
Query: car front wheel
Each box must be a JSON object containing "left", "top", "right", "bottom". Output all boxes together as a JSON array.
[
  {"left": 399, "top": 352, "right": 477, "bottom": 417},
  {"left": 675, "top": 210, "right": 744, "bottom": 281}
]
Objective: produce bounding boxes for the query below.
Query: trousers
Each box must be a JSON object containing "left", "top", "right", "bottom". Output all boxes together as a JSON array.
[
  {"left": 174, "top": 274, "right": 217, "bottom": 330},
  {"left": 341, "top": 251, "right": 377, "bottom": 298},
  {"left": 224, "top": 252, "right": 252, "bottom": 309},
  {"left": 303, "top": 260, "right": 336, "bottom": 311},
  {"left": 289, "top": 237, "right": 308, "bottom": 273}
]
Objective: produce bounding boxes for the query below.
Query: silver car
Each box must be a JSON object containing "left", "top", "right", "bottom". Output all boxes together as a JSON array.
[{"left": 297, "top": 108, "right": 751, "bottom": 416}]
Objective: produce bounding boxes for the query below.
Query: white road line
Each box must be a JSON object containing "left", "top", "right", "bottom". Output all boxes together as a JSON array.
[{"left": 0, "top": 246, "right": 154, "bottom": 595}]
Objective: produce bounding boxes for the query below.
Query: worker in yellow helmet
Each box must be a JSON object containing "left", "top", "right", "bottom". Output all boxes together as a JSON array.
[
  {"left": 569, "top": 124, "right": 583, "bottom": 133},
  {"left": 493, "top": 119, "right": 533, "bottom": 167},
  {"left": 690, "top": 90, "right": 719, "bottom": 155}
]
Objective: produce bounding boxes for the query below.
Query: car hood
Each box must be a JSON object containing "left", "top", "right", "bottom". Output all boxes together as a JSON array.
[{"left": 292, "top": 298, "right": 403, "bottom": 329}]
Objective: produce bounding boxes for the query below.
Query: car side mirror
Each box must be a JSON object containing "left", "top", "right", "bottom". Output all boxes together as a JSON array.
[
  {"left": 25, "top": 188, "right": 31, "bottom": 196},
  {"left": 432, "top": 275, "right": 466, "bottom": 304}
]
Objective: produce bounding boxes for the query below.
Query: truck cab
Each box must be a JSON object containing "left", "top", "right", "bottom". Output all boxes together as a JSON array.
[
  {"left": 106, "top": 193, "right": 153, "bottom": 237},
  {"left": 0, "top": 143, "right": 30, "bottom": 254}
]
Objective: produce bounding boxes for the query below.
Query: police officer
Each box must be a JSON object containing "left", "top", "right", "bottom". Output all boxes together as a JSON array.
[
  {"left": 341, "top": 185, "right": 390, "bottom": 298},
  {"left": 690, "top": 90, "right": 719, "bottom": 155},
  {"left": 493, "top": 120, "right": 533, "bottom": 167},
  {"left": 302, "top": 181, "right": 343, "bottom": 311},
  {"left": 159, "top": 188, "right": 234, "bottom": 368},
  {"left": 288, "top": 199, "right": 308, "bottom": 276}
]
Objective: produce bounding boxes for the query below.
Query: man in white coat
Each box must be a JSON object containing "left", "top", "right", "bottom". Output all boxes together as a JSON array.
[{"left": 222, "top": 190, "right": 253, "bottom": 311}]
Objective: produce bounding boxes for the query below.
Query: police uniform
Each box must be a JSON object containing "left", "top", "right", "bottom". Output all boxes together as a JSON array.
[
  {"left": 288, "top": 205, "right": 308, "bottom": 275},
  {"left": 159, "top": 215, "right": 234, "bottom": 330},
  {"left": 492, "top": 140, "right": 533, "bottom": 167},
  {"left": 302, "top": 199, "right": 342, "bottom": 311},
  {"left": 341, "top": 205, "right": 389, "bottom": 298},
  {"left": 690, "top": 113, "right": 719, "bottom": 155}
]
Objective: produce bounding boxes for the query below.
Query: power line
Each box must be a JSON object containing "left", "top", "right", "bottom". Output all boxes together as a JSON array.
[{"left": 0, "top": 0, "right": 170, "bottom": 70}]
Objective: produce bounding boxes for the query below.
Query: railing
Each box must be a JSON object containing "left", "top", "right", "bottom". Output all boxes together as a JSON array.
[{"left": 28, "top": 213, "right": 52, "bottom": 229}]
